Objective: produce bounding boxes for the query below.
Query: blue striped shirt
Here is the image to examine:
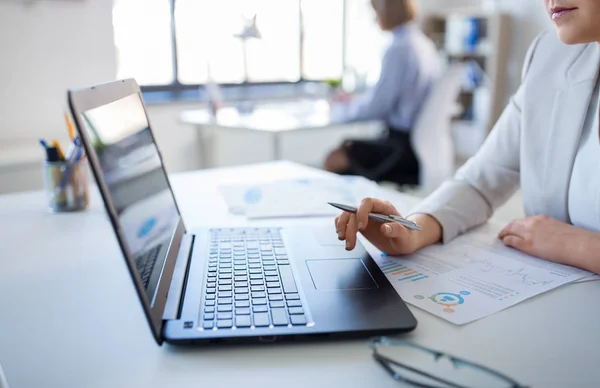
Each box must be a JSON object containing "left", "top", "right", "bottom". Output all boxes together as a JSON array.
[{"left": 334, "top": 24, "right": 439, "bottom": 132}]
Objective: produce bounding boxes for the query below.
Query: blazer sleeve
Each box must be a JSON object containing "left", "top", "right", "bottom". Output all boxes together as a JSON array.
[{"left": 407, "top": 33, "right": 544, "bottom": 243}]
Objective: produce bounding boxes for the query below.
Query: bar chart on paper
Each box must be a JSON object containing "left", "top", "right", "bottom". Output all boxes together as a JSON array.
[{"left": 379, "top": 260, "right": 429, "bottom": 283}]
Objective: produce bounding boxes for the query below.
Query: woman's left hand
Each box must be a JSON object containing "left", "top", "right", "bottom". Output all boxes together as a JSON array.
[{"left": 498, "top": 215, "right": 573, "bottom": 264}]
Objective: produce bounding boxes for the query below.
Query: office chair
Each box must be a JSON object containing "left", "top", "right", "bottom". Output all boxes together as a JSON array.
[{"left": 409, "top": 62, "right": 468, "bottom": 193}]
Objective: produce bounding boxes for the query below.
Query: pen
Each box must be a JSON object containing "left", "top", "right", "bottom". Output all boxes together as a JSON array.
[
  {"left": 328, "top": 202, "right": 422, "bottom": 231},
  {"left": 44, "top": 146, "right": 61, "bottom": 162},
  {"left": 39, "top": 139, "right": 49, "bottom": 149},
  {"left": 51, "top": 140, "right": 66, "bottom": 161},
  {"left": 64, "top": 112, "right": 76, "bottom": 140},
  {"left": 64, "top": 137, "right": 81, "bottom": 161},
  {"left": 55, "top": 143, "right": 83, "bottom": 196}
]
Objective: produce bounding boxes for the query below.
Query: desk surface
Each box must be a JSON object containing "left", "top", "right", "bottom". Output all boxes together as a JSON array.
[
  {"left": 180, "top": 99, "right": 381, "bottom": 133},
  {"left": 1, "top": 161, "right": 599, "bottom": 388}
]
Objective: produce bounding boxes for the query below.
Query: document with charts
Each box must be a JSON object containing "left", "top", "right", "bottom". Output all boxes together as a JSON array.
[
  {"left": 218, "top": 176, "right": 381, "bottom": 219},
  {"left": 366, "top": 227, "right": 593, "bottom": 325}
]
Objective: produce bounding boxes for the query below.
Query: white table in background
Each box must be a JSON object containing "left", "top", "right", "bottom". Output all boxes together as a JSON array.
[
  {"left": 180, "top": 99, "right": 383, "bottom": 168},
  {"left": 1, "top": 161, "right": 599, "bottom": 388}
]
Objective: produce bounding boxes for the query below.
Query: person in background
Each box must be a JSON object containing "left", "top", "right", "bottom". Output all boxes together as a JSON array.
[
  {"left": 324, "top": 0, "right": 438, "bottom": 186},
  {"left": 335, "top": 0, "right": 600, "bottom": 274}
]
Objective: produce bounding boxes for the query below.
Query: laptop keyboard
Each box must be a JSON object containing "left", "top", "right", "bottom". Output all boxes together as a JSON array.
[
  {"left": 135, "top": 244, "right": 162, "bottom": 289},
  {"left": 201, "top": 228, "right": 308, "bottom": 330}
]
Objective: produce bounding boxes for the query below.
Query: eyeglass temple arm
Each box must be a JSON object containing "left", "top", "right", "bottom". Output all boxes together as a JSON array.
[
  {"left": 445, "top": 354, "right": 528, "bottom": 387},
  {"left": 373, "top": 353, "right": 469, "bottom": 388}
]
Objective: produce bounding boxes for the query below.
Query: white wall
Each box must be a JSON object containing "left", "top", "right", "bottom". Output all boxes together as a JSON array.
[{"left": 0, "top": 0, "right": 117, "bottom": 143}]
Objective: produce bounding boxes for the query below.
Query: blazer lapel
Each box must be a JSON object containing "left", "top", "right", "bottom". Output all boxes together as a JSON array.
[{"left": 544, "top": 43, "right": 600, "bottom": 222}]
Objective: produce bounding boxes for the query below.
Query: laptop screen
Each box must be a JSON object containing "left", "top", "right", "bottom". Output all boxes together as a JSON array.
[{"left": 80, "top": 93, "right": 180, "bottom": 300}]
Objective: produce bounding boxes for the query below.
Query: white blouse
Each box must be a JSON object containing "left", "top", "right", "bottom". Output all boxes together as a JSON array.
[{"left": 568, "top": 81, "right": 600, "bottom": 233}]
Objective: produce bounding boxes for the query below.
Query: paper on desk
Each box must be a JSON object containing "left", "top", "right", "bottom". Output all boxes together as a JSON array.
[
  {"left": 219, "top": 176, "right": 382, "bottom": 219},
  {"left": 575, "top": 274, "right": 600, "bottom": 283},
  {"left": 366, "top": 229, "right": 592, "bottom": 325}
]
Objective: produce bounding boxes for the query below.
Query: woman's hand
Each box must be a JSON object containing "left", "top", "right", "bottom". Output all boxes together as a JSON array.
[
  {"left": 499, "top": 215, "right": 600, "bottom": 273},
  {"left": 334, "top": 198, "right": 443, "bottom": 256}
]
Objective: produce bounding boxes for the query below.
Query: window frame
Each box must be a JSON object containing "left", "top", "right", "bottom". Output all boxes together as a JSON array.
[{"left": 136, "top": 0, "right": 348, "bottom": 96}]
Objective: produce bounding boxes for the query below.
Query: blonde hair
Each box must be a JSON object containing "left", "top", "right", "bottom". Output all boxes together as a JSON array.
[{"left": 371, "top": 0, "right": 417, "bottom": 30}]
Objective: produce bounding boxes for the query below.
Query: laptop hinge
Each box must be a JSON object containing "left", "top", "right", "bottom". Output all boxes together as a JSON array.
[{"left": 162, "top": 233, "right": 193, "bottom": 321}]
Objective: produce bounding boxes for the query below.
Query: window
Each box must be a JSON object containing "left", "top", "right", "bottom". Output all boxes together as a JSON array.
[
  {"left": 113, "top": 0, "right": 387, "bottom": 91},
  {"left": 175, "top": 0, "right": 301, "bottom": 84},
  {"left": 345, "top": 0, "right": 390, "bottom": 84},
  {"left": 113, "top": 0, "right": 175, "bottom": 85},
  {"left": 301, "top": 0, "right": 344, "bottom": 80}
]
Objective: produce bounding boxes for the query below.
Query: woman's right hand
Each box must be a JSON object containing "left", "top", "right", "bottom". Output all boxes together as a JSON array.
[{"left": 334, "top": 198, "right": 420, "bottom": 256}]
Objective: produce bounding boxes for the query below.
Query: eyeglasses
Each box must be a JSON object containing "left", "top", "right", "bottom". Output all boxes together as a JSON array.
[{"left": 370, "top": 337, "right": 529, "bottom": 388}]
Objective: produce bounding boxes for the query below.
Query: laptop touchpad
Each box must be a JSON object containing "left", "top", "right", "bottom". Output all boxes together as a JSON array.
[{"left": 306, "top": 259, "right": 378, "bottom": 291}]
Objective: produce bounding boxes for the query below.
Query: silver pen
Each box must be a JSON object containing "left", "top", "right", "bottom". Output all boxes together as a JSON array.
[{"left": 328, "top": 202, "right": 422, "bottom": 231}]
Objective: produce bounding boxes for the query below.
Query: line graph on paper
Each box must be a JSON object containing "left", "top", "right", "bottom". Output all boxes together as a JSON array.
[
  {"left": 456, "top": 254, "right": 558, "bottom": 286},
  {"left": 425, "top": 237, "right": 560, "bottom": 287},
  {"left": 476, "top": 261, "right": 555, "bottom": 286}
]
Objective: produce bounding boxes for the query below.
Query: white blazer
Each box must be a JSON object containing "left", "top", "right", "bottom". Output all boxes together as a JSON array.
[{"left": 409, "top": 32, "right": 600, "bottom": 243}]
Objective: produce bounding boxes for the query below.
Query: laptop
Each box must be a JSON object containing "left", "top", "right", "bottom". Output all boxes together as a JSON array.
[{"left": 67, "top": 78, "right": 417, "bottom": 345}]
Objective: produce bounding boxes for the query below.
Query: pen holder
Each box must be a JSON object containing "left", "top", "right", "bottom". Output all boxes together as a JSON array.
[{"left": 43, "top": 159, "right": 90, "bottom": 212}]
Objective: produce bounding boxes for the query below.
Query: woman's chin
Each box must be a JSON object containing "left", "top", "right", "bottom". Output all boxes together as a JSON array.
[{"left": 556, "top": 28, "right": 594, "bottom": 45}]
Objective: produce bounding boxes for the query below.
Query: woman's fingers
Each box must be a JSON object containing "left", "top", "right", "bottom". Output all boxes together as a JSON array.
[
  {"left": 345, "top": 214, "right": 359, "bottom": 250},
  {"left": 335, "top": 198, "right": 406, "bottom": 253},
  {"left": 335, "top": 211, "right": 351, "bottom": 240},
  {"left": 380, "top": 222, "right": 408, "bottom": 238},
  {"left": 498, "top": 220, "right": 526, "bottom": 239},
  {"left": 501, "top": 235, "right": 526, "bottom": 252},
  {"left": 356, "top": 198, "right": 400, "bottom": 231}
]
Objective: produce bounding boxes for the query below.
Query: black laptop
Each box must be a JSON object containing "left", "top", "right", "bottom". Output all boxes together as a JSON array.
[{"left": 67, "top": 78, "right": 417, "bottom": 345}]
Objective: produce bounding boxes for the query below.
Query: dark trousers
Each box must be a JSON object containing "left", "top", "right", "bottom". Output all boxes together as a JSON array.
[{"left": 340, "top": 127, "right": 420, "bottom": 186}]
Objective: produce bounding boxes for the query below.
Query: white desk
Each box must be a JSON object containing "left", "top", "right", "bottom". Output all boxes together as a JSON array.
[
  {"left": 1, "top": 161, "right": 599, "bottom": 388},
  {"left": 180, "top": 100, "right": 383, "bottom": 168}
]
